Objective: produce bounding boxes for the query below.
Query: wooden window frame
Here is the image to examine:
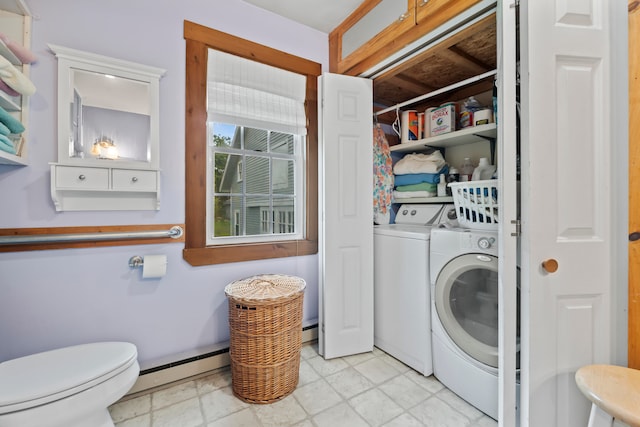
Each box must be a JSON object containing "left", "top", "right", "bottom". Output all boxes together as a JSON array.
[{"left": 183, "top": 21, "right": 320, "bottom": 266}]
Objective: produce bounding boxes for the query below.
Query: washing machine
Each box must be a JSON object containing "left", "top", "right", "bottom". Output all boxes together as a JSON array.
[
  {"left": 429, "top": 226, "right": 520, "bottom": 420},
  {"left": 373, "top": 204, "right": 455, "bottom": 376}
]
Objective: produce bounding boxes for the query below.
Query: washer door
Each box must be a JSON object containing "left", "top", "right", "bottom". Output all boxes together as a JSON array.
[{"left": 434, "top": 253, "right": 519, "bottom": 369}]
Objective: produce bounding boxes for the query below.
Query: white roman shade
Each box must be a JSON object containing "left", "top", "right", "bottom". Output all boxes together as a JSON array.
[{"left": 207, "top": 49, "right": 307, "bottom": 135}]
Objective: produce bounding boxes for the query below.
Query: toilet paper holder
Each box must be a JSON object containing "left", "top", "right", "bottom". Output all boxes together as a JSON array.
[{"left": 128, "top": 256, "right": 144, "bottom": 268}]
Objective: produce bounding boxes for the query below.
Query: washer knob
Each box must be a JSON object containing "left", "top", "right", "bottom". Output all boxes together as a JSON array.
[{"left": 478, "top": 237, "right": 492, "bottom": 249}]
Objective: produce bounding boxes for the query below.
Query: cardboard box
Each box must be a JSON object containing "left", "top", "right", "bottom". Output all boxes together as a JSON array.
[{"left": 429, "top": 104, "right": 457, "bottom": 136}]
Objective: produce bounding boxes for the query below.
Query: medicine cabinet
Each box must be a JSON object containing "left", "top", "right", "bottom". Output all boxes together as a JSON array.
[{"left": 49, "top": 44, "right": 166, "bottom": 211}]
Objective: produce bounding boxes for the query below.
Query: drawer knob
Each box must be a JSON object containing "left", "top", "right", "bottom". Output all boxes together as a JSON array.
[
  {"left": 131, "top": 177, "right": 138, "bottom": 183},
  {"left": 78, "top": 174, "right": 86, "bottom": 181},
  {"left": 419, "top": 0, "right": 429, "bottom": 6}
]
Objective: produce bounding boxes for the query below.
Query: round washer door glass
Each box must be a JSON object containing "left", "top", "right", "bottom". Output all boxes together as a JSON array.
[{"left": 434, "top": 253, "right": 519, "bottom": 368}]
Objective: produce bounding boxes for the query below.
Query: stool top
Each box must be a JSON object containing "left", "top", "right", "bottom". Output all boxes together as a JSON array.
[
  {"left": 575, "top": 364, "right": 640, "bottom": 426},
  {"left": 225, "top": 274, "right": 306, "bottom": 301}
]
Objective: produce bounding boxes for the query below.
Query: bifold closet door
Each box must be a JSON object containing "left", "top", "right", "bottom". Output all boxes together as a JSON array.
[{"left": 318, "top": 73, "right": 374, "bottom": 359}]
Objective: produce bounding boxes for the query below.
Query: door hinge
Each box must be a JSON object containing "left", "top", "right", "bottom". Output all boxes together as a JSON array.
[
  {"left": 510, "top": 0, "right": 519, "bottom": 8},
  {"left": 510, "top": 219, "right": 521, "bottom": 237}
]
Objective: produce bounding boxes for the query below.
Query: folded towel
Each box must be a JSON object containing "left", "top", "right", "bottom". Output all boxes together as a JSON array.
[
  {"left": 0, "top": 134, "right": 16, "bottom": 154},
  {"left": 393, "top": 166, "right": 449, "bottom": 186},
  {"left": 394, "top": 151, "right": 446, "bottom": 175},
  {"left": 0, "top": 55, "right": 36, "bottom": 96},
  {"left": 0, "top": 120, "right": 10, "bottom": 136},
  {"left": 395, "top": 182, "right": 438, "bottom": 193},
  {"left": 393, "top": 190, "right": 436, "bottom": 199},
  {"left": 0, "top": 79, "right": 19, "bottom": 97},
  {"left": 0, "top": 33, "right": 37, "bottom": 64},
  {"left": 0, "top": 105, "right": 25, "bottom": 134}
]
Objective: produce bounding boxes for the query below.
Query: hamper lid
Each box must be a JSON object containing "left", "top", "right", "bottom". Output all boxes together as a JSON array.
[{"left": 225, "top": 274, "right": 306, "bottom": 301}]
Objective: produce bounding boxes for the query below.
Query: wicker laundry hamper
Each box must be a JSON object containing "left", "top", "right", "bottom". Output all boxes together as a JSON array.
[{"left": 224, "top": 274, "right": 306, "bottom": 404}]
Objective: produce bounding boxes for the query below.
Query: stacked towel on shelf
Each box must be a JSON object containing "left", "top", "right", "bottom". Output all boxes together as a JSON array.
[
  {"left": 0, "top": 32, "right": 36, "bottom": 156},
  {"left": 393, "top": 151, "right": 446, "bottom": 175},
  {"left": 392, "top": 151, "right": 448, "bottom": 201}
]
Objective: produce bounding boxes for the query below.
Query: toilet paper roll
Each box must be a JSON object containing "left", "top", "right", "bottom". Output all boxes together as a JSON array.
[{"left": 142, "top": 255, "right": 167, "bottom": 279}]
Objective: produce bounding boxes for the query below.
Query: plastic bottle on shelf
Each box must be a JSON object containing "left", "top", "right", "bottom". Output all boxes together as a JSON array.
[
  {"left": 446, "top": 168, "right": 459, "bottom": 196},
  {"left": 460, "top": 157, "right": 475, "bottom": 182},
  {"left": 471, "top": 157, "right": 497, "bottom": 181},
  {"left": 437, "top": 174, "right": 448, "bottom": 197}
]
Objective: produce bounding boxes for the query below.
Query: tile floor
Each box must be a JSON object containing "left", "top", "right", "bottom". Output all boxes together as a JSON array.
[{"left": 109, "top": 343, "right": 498, "bottom": 427}]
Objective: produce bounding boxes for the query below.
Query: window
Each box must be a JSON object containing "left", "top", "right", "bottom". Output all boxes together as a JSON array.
[
  {"left": 183, "top": 21, "right": 321, "bottom": 266},
  {"left": 210, "top": 124, "right": 302, "bottom": 243}
]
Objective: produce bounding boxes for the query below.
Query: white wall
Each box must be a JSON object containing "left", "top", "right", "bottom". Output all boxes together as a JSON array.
[{"left": 0, "top": 0, "right": 328, "bottom": 367}]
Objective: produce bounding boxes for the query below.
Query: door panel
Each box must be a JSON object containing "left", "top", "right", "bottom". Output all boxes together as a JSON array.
[
  {"left": 520, "top": 0, "right": 620, "bottom": 425},
  {"left": 318, "top": 73, "right": 374, "bottom": 359}
]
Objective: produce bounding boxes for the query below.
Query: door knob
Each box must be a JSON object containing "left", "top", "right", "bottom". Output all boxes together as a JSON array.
[
  {"left": 629, "top": 232, "right": 640, "bottom": 242},
  {"left": 542, "top": 259, "right": 558, "bottom": 273}
]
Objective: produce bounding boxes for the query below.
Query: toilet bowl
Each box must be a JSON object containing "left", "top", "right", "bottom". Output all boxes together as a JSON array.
[{"left": 0, "top": 341, "right": 139, "bottom": 427}]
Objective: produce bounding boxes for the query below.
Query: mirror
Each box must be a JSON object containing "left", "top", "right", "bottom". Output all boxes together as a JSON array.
[{"left": 49, "top": 44, "right": 165, "bottom": 169}]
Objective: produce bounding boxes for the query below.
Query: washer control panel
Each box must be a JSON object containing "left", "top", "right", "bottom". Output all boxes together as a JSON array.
[{"left": 477, "top": 236, "right": 495, "bottom": 249}]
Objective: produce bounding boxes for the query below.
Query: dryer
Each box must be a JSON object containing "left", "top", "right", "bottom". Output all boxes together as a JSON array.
[
  {"left": 373, "top": 204, "right": 453, "bottom": 376},
  {"left": 429, "top": 227, "right": 520, "bottom": 420}
]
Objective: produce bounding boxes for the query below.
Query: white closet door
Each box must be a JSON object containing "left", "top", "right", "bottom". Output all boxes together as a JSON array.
[
  {"left": 520, "top": 1, "right": 623, "bottom": 426},
  {"left": 318, "top": 72, "right": 373, "bottom": 359}
]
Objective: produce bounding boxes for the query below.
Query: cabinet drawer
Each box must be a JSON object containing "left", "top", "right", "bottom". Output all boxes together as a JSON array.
[
  {"left": 112, "top": 169, "right": 157, "bottom": 191},
  {"left": 56, "top": 166, "right": 109, "bottom": 189}
]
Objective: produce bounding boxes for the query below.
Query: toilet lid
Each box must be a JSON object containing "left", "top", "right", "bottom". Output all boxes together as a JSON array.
[{"left": 0, "top": 342, "right": 137, "bottom": 413}]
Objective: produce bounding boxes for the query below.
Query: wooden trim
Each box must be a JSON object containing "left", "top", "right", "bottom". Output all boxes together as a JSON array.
[
  {"left": 184, "top": 38, "right": 208, "bottom": 250},
  {"left": 330, "top": 0, "right": 482, "bottom": 76},
  {"left": 183, "top": 21, "right": 320, "bottom": 267},
  {"left": 184, "top": 21, "right": 321, "bottom": 77},
  {"left": 0, "top": 224, "right": 186, "bottom": 252}
]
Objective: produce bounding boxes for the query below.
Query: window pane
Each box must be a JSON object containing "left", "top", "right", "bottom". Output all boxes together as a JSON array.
[
  {"left": 211, "top": 122, "right": 236, "bottom": 147},
  {"left": 215, "top": 153, "right": 242, "bottom": 193},
  {"left": 244, "top": 127, "right": 268, "bottom": 152},
  {"left": 271, "top": 132, "right": 294, "bottom": 154},
  {"left": 273, "top": 159, "right": 294, "bottom": 194},
  {"left": 212, "top": 195, "right": 232, "bottom": 237},
  {"left": 245, "top": 155, "right": 270, "bottom": 194}
]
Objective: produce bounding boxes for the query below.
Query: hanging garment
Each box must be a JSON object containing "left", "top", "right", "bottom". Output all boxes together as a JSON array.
[{"left": 373, "top": 123, "right": 394, "bottom": 224}]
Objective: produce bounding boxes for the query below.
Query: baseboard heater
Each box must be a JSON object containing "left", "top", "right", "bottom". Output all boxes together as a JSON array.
[{"left": 127, "top": 324, "right": 318, "bottom": 396}]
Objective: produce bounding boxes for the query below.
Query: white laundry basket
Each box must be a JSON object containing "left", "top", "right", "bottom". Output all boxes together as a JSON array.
[{"left": 449, "top": 180, "right": 498, "bottom": 230}]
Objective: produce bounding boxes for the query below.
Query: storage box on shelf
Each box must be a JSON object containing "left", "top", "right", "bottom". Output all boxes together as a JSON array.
[{"left": 0, "top": 0, "right": 31, "bottom": 166}]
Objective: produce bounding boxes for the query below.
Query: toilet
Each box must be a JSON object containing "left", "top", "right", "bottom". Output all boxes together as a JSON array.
[{"left": 0, "top": 342, "right": 139, "bottom": 427}]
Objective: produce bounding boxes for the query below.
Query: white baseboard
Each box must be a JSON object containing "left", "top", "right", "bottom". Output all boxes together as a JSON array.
[{"left": 126, "top": 325, "right": 318, "bottom": 396}]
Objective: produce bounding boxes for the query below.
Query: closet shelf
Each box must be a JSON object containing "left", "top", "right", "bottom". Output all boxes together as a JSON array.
[
  {"left": 394, "top": 196, "right": 453, "bottom": 204},
  {"left": 390, "top": 123, "right": 497, "bottom": 153},
  {"left": 0, "top": 0, "right": 31, "bottom": 166}
]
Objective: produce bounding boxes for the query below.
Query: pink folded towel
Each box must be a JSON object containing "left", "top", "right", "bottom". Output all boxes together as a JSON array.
[
  {"left": 0, "top": 33, "right": 37, "bottom": 64},
  {"left": 0, "top": 79, "right": 19, "bottom": 97}
]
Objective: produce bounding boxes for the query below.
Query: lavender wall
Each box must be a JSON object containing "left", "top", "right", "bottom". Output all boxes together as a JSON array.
[{"left": 0, "top": 0, "right": 328, "bottom": 367}]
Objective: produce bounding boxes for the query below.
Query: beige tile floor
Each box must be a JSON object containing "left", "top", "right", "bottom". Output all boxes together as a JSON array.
[{"left": 109, "top": 343, "right": 498, "bottom": 427}]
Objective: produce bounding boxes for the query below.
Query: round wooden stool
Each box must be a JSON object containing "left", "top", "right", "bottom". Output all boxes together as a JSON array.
[{"left": 575, "top": 365, "right": 640, "bottom": 427}]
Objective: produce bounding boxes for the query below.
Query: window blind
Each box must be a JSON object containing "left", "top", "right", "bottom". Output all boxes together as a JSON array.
[{"left": 207, "top": 49, "right": 307, "bottom": 135}]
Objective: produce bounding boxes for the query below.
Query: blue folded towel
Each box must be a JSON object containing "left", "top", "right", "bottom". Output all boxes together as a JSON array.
[
  {"left": 0, "top": 120, "right": 9, "bottom": 136},
  {"left": 0, "top": 134, "right": 16, "bottom": 154},
  {"left": 393, "top": 165, "right": 449, "bottom": 186},
  {"left": 0, "top": 105, "right": 24, "bottom": 134}
]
